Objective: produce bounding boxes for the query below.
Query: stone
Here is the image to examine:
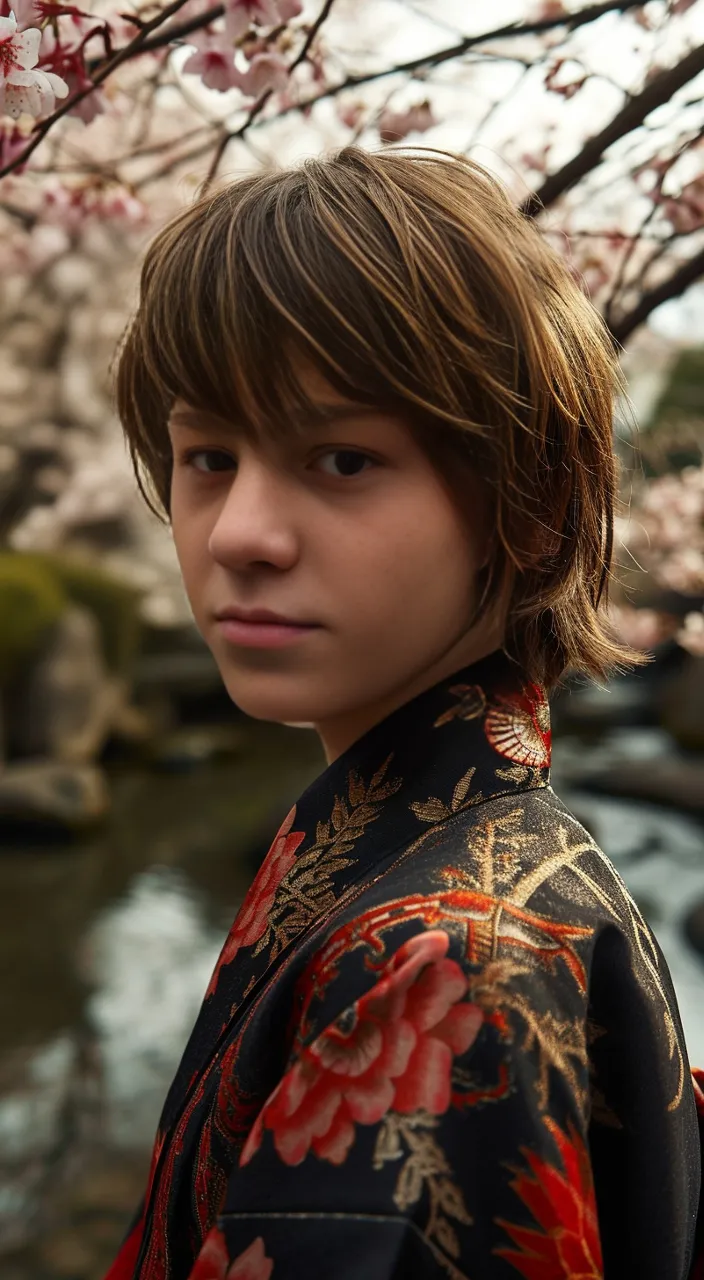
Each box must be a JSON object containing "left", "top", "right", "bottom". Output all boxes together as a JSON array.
[
  {"left": 579, "top": 754, "right": 704, "bottom": 815},
  {"left": 659, "top": 653, "right": 704, "bottom": 751},
  {"left": 550, "top": 673, "right": 656, "bottom": 735},
  {"left": 10, "top": 604, "right": 128, "bottom": 764},
  {"left": 683, "top": 899, "right": 704, "bottom": 958},
  {"left": 0, "top": 760, "right": 111, "bottom": 831}
]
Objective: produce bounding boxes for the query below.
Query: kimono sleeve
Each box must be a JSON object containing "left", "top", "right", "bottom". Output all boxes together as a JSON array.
[{"left": 189, "top": 924, "right": 601, "bottom": 1280}]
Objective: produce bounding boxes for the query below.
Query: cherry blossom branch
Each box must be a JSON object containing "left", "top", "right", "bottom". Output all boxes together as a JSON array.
[
  {"left": 520, "top": 41, "right": 704, "bottom": 220},
  {"left": 0, "top": 0, "right": 649, "bottom": 182},
  {"left": 0, "top": 0, "right": 196, "bottom": 178},
  {"left": 128, "top": 0, "right": 653, "bottom": 192},
  {"left": 611, "top": 242, "right": 704, "bottom": 348},
  {"left": 110, "top": 0, "right": 648, "bottom": 65},
  {"left": 201, "top": 0, "right": 337, "bottom": 187}
]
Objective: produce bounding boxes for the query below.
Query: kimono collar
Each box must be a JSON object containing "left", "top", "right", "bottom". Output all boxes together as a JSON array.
[
  {"left": 312, "top": 643, "right": 551, "bottom": 818},
  {"left": 207, "top": 645, "right": 552, "bottom": 1005},
  {"left": 160, "top": 644, "right": 552, "bottom": 1132}
]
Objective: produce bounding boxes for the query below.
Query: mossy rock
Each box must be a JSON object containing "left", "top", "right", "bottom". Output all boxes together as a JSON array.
[
  {"left": 0, "top": 554, "right": 68, "bottom": 685},
  {"left": 0, "top": 551, "right": 143, "bottom": 688}
]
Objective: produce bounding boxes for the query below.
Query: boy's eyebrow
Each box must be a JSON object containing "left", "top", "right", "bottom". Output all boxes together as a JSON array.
[{"left": 167, "top": 403, "right": 385, "bottom": 432}]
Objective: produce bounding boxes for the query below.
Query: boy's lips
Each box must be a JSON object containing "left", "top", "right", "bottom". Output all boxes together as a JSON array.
[
  {"left": 215, "top": 615, "right": 321, "bottom": 649},
  {"left": 214, "top": 606, "right": 318, "bottom": 626}
]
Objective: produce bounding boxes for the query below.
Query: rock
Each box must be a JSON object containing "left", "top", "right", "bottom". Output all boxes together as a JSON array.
[
  {"left": 683, "top": 899, "right": 704, "bottom": 958},
  {"left": 579, "top": 754, "right": 704, "bottom": 815},
  {"left": 658, "top": 653, "right": 704, "bottom": 751},
  {"left": 550, "top": 673, "right": 656, "bottom": 735},
  {"left": 10, "top": 604, "right": 128, "bottom": 764},
  {"left": 0, "top": 760, "right": 110, "bottom": 832}
]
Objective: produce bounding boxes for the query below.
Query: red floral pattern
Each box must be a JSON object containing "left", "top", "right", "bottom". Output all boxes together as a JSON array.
[
  {"left": 205, "top": 805, "right": 305, "bottom": 998},
  {"left": 494, "top": 1115, "right": 603, "bottom": 1279},
  {"left": 190, "top": 1227, "right": 273, "bottom": 1279},
  {"left": 240, "top": 929, "right": 483, "bottom": 1168},
  {"left": 484, "top": 683, "right": 551, "bottom": 769}
]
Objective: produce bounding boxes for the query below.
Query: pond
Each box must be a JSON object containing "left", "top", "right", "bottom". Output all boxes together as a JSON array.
[{"left": 1, "top": 716, "right": 703, "bottom": 1279}]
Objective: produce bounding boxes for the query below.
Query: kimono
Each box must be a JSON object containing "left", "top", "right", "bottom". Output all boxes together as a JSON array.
[{"left": 105, "top": 646, "right": 704, "bottom": 1280}]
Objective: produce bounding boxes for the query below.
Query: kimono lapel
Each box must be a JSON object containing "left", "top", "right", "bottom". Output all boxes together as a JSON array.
[{"left": 158, "top": 645, "right": 552, "bottom": 1138}]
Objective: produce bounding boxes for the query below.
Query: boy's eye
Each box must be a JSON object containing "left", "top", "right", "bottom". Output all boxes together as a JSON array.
[
  {"left": 315, "top": 449, "right": 376, "bottom": 478},
  {"left": 179, "top": 448, "right": 376, "bottom": 479},
  {"left": 181, "top": 449, "right": 234, "bottom": 474}
]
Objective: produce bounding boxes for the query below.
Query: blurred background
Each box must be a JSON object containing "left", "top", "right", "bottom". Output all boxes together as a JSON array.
[{"left": 1, "top": 0, "right": 704, "bottom": 1276}]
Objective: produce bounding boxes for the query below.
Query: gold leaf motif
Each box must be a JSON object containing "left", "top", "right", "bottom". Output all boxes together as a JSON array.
[
  {"left": 373, "top": 1117, "right": 403, "bottom": 1166},
  {"left": 369, "top": 753, "right": 400, "bottom": 796},
  {"left": 436, "top": 1178, "right": 473, "bottom": 1225},
  {"left": 433, "top": 682, "right": 486, "bottom": 727},
  {"left": 433, "top": 1216, "right": 460, "bottom": 1259},
  {"left": 347, "top": 768, "right": 367, "bottom": 808},
  {"left": 495, "top": 765, "right": 529, "bottom": 785},
  {"left": 373, "top": 1112, "right": 473, "bottom": 1267},
  {"left": 331, "top": 796, "right": 349, "bottom": 832},
  {"left": 410, "top": 797, "right": 452, "bottom": 823},
  {"left": 262, "top": 755, "right": 403, "bottom": 961},
  {"left": 394, "top": 1157, "right": 424, "bottom": 1211},
  {"left": 452, "top": 767, "right": 476, "bottom": 811}
]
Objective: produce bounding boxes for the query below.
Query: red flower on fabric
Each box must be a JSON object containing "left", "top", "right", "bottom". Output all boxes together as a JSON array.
[
  {"left": 240, "top": 929, "right": 483, "bottom": 1168},
  {"left": 190, "top": 1227, "right": 273, "bottom": 1280},
  {"left": 205, "top": 805, "right": 305, "bottom": 997},
  {"left": 494, "top": 1115, "right": 603, "bottom": 1279},
  {"left": 484, "top": 683, "right": 552, "bottom": 769}
]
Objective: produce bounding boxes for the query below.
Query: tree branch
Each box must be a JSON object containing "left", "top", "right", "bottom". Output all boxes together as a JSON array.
[{"left": 520, "top": 41, "right": 704, "bottom": 219}]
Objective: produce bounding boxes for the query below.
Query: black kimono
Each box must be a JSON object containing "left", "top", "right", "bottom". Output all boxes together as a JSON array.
[{"left": 105, "top": 647, "right": 704, "bottom": 1280}]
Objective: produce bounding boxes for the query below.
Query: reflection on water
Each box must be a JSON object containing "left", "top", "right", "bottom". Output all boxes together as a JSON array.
[
  {"left": 0, "top": 717, "right": 703, "bottom": 1277},
  {"left": 81, "top": 866, "right": 224, "bottom": 1148},
  {"left": 0, "top": 718, "right": 326, "bottom": 1273}
]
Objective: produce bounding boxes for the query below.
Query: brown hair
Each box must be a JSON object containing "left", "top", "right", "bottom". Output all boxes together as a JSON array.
[{"left": 112, "top": 144, "right": 649, "bottom": 691}]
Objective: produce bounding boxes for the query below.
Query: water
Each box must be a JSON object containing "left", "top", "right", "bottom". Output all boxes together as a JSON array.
[
  {"left": 0, "top": 719, "right": 325, "bottom": 1273},
  {"left": 0, "top": 718, "right": 702, "bottom": 1277}
]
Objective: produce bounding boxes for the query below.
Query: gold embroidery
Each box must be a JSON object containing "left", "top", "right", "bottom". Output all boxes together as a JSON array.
[
  {"left": 256, "top": 753, "right": 403, "bottom": 961},
  {"left": 373, "top": 1111, "right": 473, "bottom": 1265},
  {"left": 531, "top": 794, "right": 686, "bottom": 1112},
  {"left": 410, "top": 766, "right": 485, "bottom": 824},
  {"left": 469, "top": 959, "right": 589, "bottom": 1114},
  {"left": 433, "top": 683, "right": 486, "bottom": 727}
]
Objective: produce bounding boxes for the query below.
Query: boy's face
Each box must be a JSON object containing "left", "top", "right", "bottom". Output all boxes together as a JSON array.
[{"left": 168, "top": 359, "right": 504, "bottom": 764}]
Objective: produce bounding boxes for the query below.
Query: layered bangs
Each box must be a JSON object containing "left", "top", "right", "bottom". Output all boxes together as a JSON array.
[{"left": 113, "top": 146, "right": 532, "bottom": 521}]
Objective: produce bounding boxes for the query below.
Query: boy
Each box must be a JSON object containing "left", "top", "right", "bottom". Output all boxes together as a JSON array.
[{"left": 106, "top": 145, "right": 703, "bottom": 1279}]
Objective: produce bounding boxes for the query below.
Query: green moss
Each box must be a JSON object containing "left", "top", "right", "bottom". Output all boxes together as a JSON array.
[
  {"left": 0, "top": 551, "right": 143, "bottom": 686},
  {"left": 0, "top": 554, "right": 68, "bottom": 684}
]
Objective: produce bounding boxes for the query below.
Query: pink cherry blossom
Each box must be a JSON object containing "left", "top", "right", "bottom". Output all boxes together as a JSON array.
[
  {"left": 38, "top": 25, "right": 107, "bottom": 124},
  {"left": 0, "top": 118, "right": 28, "bottom": 167},
  {"left": 0, "top": 10, "right": 69, "bottom": 120},
  {"left": 378, "top": 99, "right": 437, "bottom": 144},
  {"left": 182, "top": 29, "right": 244, "bottom": 94},
  {"left": 276, "top": 0, "right": 302, "bottom": 21},
  {"left": 223, "top": 0, "right": 280, "bottom": 44},
  {"left": 10, "top": 0, "right": 41, "bottom": 28},
  {"left": 232, "top": 49, "right": 288, "bottom": 98}
]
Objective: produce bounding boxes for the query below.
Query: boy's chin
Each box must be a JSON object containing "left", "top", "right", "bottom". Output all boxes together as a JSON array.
[{"left": 222, "top": 687, "right": 319, "bottom": 728}]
